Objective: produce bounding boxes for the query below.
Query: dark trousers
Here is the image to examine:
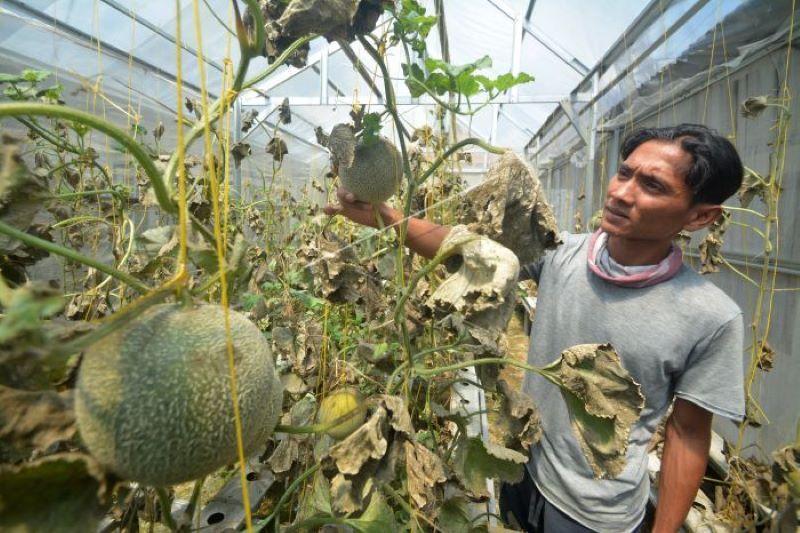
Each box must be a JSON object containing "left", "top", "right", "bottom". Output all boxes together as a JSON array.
[{"left": 499, "top": 469, "right": 645, "bottom": 533}]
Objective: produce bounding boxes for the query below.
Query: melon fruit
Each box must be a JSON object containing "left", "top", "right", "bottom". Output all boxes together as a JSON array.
[
  {"left": 339, "top": 137, "right": 403, "bottom": 204},
  {"left": 317, "top": 387, "right": 367, "bottom": 440},
  {"left": 75, "top": 304, "right": 283, "bottom": 487}
]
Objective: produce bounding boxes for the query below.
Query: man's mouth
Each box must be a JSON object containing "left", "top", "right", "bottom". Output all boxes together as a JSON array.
[{"left": 604, "top": 205, "right": 629, "bottom": 219}]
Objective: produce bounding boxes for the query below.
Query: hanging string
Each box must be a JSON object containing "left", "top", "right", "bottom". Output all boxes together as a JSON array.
[
  {"left": 174, "top": 1, "right": 190, "bottom": 274},
  {"left": 189, "top": 1, "right": 254, "bottom": 531}
]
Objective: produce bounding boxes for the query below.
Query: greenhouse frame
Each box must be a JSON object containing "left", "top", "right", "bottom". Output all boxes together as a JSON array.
[{"left": 0, "top": 0, "right": 798, "bottom": 531}]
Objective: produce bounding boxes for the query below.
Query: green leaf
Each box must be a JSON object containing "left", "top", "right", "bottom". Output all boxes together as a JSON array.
[
  {"left": 36, "top": 83, "right": 64, "bottom": 102},
  {"left": 453, "top": 436, "right": 526, "bottom": 497},
  {"left": 0, "top": 453, "right": 108, "bottom": 533},
  {"left": 362, "top": 112, "right": 382, "bottom": 146},
  {"left": 493, "top": 72, "right": 534, "bottom": 92},
  {"left": 0, "top": 73, "right": 25, "bottom": 84},
  {"left": 455, "top": 72, "right": 481, "bottom": 97},
  {"left": 21, "top": 69, "right": 51, "bottom": 83},
  {"left": 436, "top": 496, "right": 475, "bottom": 533},
  {"left": 346, "top": 492, "right": 398, "bottom": 533},
  {"left": 403, "top": 63, "right": 427, "bottom": 98},
  {"left": 473, "top": 75, "right": 495, "bottom": 92},
  {"left": 426, "top": 72, "right": 451, "bottom": 95}
]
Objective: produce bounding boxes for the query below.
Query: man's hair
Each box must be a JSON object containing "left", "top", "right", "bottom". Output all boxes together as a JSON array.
[{"left": 620, "top": 124, "right": 743, "bottom": 205}]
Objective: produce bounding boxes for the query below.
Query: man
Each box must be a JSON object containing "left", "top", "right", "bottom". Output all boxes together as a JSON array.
[{"left": 324, "top": 124, "right": 746, "bottom": 532}]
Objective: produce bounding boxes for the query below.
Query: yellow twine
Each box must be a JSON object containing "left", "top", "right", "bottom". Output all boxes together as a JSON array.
[{"left": 189, "top": 1, "right": 253, "bottom": 531}]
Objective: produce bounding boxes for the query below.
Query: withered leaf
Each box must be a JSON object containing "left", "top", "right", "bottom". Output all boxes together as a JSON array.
[
  {"left": 453, "top": 436, "right": 527, "bottom": 498},
  {"left": 241, "top": 109, "right": 259, "bottom": 133},
  {"left": 0, "top": 386, "right": 75, "bottom": 454},
  {"left": 153, "top": 121, "right": 165, "bottom": 142},
  {"left": 329, "top": 406, "right": 388, "bottom": 475},
  {"left": 330, "top": 473, "right": 363, "bottom": 514},
  {"left": 266, "top": 136, "right": 288, "bottom": 163},
  {"left": 404, "top": 440, "right": 447, "bottom": 510},
  {"left": 328, "top": 123, "right": 356, "bottom": 172},
  {"left": 231, "top": 141, "right": 252, "bottom": 169},
  {"left": 738, "top": 167, "right": 768, "bottom": 208},
  {"left": 0, "top": 280, "right": 64, "bottom": 345},
  {"left": 268, "top": 395, "right": 315, "bottom": 473},
  {"left": 0, "top": 141, "right": 48, "bottom": 254},
  {"left": 756, "top": 341, "right": 775, "bottom": 371},
  {"left": 278, "top": 97, "right": 292, "bottom": 124},
  {"left": 495, "top": 379, "right": 542, "bottom": 452},
  {"left": 454, "top": 151, "right": 561, "bottom": 264},
  {"left": 0, "top": 453, "right": 108, "bottom": 533},
  {"left": 374, "top": 395, "right": 414, "bottom": 435},
  {"left": 542, "top": 343, "right": 644, "bottom": 479},
  {"left": 699, "top": 234, "right": 724, "bottom": 274}
]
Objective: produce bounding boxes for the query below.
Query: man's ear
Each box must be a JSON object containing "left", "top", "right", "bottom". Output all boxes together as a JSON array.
[{"left": 683, "top": 204, "right": 722, "bottom": 232}]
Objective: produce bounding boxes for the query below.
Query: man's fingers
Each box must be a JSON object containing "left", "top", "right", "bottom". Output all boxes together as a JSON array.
[
  {"left": 323, "top": 205, "right": 342, "bottom": 216},
  {"left": 335, "top": 187, "right": 358, "bottom": 204}
]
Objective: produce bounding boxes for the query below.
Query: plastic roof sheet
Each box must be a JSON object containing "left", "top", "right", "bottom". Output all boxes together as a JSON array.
[{"left": 0, "top": 0, "right": 649, "bottom": 190}]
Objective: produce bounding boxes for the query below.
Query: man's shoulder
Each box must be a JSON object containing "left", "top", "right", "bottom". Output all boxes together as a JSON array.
[
  {"left": 546, "top": 231, "right": 590, "bottom": 261},
  {"left": 669, "top": 265, "right": 743, "bottom": 323}
]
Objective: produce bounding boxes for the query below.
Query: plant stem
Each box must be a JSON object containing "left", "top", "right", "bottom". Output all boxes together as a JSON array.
[
  {"left": 0, "top": 220, "right": 149, "bottom": 293},
  {"left": 162, "top": 34, "right": 314, "bottom": 198},
  {"left": 416, "top": 137, "right": 507, "bottom": 186},
  {"left": 253, "top": 463, "right": 321, "bottom": 532},
  {"left": 414, "top": 356, "right": 562, "bottom": 388},
  {"left": 154, "top": 487, "right": 178, "bottom": 531},
  {"left": 0, "top": 102, "right": 174, "bottom": 213}
]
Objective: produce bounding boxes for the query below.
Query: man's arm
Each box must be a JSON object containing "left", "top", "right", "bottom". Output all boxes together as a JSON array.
[
  {"left": 653, "top": 398, "right": 713, "bottom": 533},
  {"left": 323, "top": 187, "right": 450, "bottom": 259}
]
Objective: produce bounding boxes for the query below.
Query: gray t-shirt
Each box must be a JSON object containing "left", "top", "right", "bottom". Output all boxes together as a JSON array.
[{"left": 521, "top": 233, "right": 745, "bottom": 532}]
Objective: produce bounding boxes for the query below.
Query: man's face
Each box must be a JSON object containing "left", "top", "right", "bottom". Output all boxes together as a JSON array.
[{"left": 601, "top": 140, "right": 704, "bottom": 242}]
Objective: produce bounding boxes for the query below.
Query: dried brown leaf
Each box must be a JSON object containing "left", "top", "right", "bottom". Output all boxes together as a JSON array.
[
  {"left": 454, "top": 151, "right": 561, "bottom": 265},
  {"left": 0, "top": 386, "right": 75, "bottom": 455},
  {"left": 329, "top": 406, "right": 388, "bottom": 475},
  {"left": 0, "top": 452, "right": 109, "bottom": 532},
  {"left": 495, "top": 379, "right": 542, "bottom": 452},
  {"left": 404, "top": 440, "right": 447, "bottom": 510},
  {"left": 544, "top": 343, "right": 644, "bottom": 479}
]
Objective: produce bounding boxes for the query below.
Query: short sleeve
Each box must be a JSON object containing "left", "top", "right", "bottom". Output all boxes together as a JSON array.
[
  {"left": 674, "top": 313, "right": 745, "bottom": 421},
  {"left": 520, "top": 258, "right": 545, "bottom": 282}
]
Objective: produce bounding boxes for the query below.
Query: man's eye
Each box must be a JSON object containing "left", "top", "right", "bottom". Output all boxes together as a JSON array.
[{"left": 645, "top": 180, "right": 663, "bottom": 192}]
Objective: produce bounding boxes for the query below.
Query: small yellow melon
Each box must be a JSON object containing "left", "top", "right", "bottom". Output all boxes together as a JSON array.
[{"left": 317, "top": 387, "right": 367, "bottom": 440}]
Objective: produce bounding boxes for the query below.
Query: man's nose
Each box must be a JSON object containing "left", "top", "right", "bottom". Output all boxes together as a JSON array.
[{"left": 609, "top": 176, "right": 635, "bottom": 204}]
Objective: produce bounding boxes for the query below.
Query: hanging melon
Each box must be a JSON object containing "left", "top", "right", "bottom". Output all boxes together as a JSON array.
[{"left": 75, "top": 304, "right": 283, "bottom": 487}]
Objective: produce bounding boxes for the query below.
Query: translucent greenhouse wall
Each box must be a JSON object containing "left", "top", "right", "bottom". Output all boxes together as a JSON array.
[{"left": 527, "top": 0, "right": 799, "bottom": 455}]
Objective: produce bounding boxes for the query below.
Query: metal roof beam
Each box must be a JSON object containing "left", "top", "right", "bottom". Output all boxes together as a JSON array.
[
  {"left": 241, "top": 95, "right": 577, "bottom": 106},
  {"left": 99, "top": 0, "right": 224, "bottom": 73},
  {"left": 1, "top": 0, "right": 212, "bottom": 97},
  {"left": 485, "top": 0, "right": 589, "bottom": 76}
]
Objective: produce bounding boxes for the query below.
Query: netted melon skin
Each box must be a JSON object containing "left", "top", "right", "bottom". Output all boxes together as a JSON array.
[
  {"left": 75, "top": 304, "right": 283, "bottom": 487},
  {"left": 340, "top": 137, "right": 403, "bottom": 204}
]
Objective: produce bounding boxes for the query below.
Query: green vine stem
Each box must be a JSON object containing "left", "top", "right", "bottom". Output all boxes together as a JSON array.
[
  {"left": 413, "top": 356, "right": 562, "bottom": 389},
  {"left": 415, "top": 137, "right": 507, "bottom": 186},
  {"left": 0, "top": 102, "right": 174, "bottom": 213},
  {"left": 253, "top": 463, "right": 321, "bottom": 532},
  {"left": 0, "top": 219, "right": 149, "bottom": 293},
  {"left": 162, "top": 33, "right": 315, "bottom": 192},
  {"left": 155, "top": 487, "right": 178, "bottom": 531},
  {"left": 734, "top": 88, "right": 792, "bottom": 451}
]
